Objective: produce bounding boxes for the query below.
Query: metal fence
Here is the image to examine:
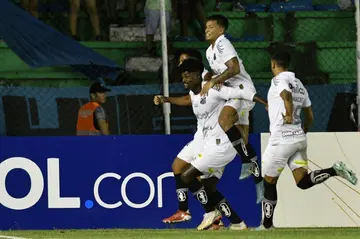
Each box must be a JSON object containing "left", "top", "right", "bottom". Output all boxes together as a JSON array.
[{"left": 0, "top": 0, "right": 358, "bottom": 136}]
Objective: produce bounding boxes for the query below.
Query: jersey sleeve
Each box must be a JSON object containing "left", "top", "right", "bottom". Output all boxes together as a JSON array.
[
  {"left": 303, "top": 89, "right": 312, "bottom": 108},
  {"left": 202, "top": 68, "right": 209, "bottom": 80},
  {"left": 218, "top": 39, "right": 239, "bottom": 64},
  {"left": 273, "top": 75, "right": 291, "bottom": 95},
  {"left": 94, "top": 106, "right": 106, "bottom": 121},
  {"left": 215, "top": 86, "right": 255, "bottom": 102}
]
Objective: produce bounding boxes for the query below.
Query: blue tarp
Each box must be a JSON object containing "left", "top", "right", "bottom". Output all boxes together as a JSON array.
[{"left": 0, "top": 0, "right": 122, "bottom": 80}]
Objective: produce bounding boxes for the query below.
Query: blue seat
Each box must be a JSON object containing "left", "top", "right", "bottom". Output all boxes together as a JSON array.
[{"left": 269, "top": 2, "right": 314, "bottom": 12}]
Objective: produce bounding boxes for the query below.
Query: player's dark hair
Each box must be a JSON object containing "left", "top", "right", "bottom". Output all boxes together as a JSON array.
[
  {"left": 176, "top": 49, "right": 203, "bottom": 62},
  {"left": 179, "top": 58, "right": 204, "bottom": 73},
  {"left": 271, "top": 51, "right": 291, "bottom": 69},
  {"left": 207, "top": 15, "right": 229, "bottom": 31}
]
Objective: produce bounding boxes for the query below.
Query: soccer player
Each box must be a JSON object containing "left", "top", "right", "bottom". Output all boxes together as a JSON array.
[
  {"left": 257, "top": 51, "right": 358, "bottom": 230},
  {"left": 156, "top": 50, "right": 222, "bottom": 229},
  {"left": 201, "top": 14, "right": 263, "bottom": 203},
  {"left": 176, "top": 58, "right": 267, "bottom": 230}
]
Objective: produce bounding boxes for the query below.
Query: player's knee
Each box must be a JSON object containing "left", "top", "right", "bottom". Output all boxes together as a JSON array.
[
  {"left": 218, "top": 108, "right": 238, "bottom": 131},
  {"left": 172, "top": 158, "right": 189, "bottom": 174},
  {"left": 180, "top": 172, "right": 192, "bottom": 185}
]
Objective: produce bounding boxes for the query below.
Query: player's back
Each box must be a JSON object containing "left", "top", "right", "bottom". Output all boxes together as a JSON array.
[
  {"left": 267, "top": 71, "right": 311, "bottom": 145},
  {"left": 206, "top": 35, "right": 254, "bottom": 89}
]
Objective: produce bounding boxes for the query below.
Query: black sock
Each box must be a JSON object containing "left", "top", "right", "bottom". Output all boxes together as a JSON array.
[
  {"left": 225, "top": 126, "right": 244, "bottom": 155},
  {"left": 186, "top": 178, "right": 214, "bottom": 212},
  {"left": 213, "top": 190, "right": 242, "bottom": 224},
  {"left": 262, "top": 180, "right": 277, "bottom": 229},
  {"left": 174, "top": 174, "right": 189, "bottom": 211},
  {"left": 297, "top": 168, "right": 337, "bottom": 190},
  {"left": 225, "top": 126, "right": 263, "bottom": 184}
]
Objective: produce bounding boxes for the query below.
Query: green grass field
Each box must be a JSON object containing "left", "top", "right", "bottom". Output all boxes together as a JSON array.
[{"left": 1, "top": 228, "right": 360, "bottom": 239}]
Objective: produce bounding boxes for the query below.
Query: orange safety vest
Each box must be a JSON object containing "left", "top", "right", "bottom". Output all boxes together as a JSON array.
[{"left": 76, "top": 102, "right": 104, "bottom": 136}]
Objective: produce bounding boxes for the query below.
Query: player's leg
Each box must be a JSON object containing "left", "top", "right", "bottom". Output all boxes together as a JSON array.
[
  {"left": 259, "top": 144, "right": 292, "bottom": 230},
  {"left": 201, "top": 177, "right": 224, "bottom": 230},
  {"left": 183, "top": 143, "right": 247, "bottom": 230},
  {"left": 220, "top": 99, "right": 264, "bottom": 203},
  {"left": 290, "top": 141, "right": 358, "bottom": 189},
  {"left": 162, "top": 139, "right": 202, "bottom": 223}
]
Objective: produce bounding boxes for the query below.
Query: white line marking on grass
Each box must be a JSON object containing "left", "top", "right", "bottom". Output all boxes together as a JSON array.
[{"left": 0, "top": 235, "right": 29, "bottom": 239}]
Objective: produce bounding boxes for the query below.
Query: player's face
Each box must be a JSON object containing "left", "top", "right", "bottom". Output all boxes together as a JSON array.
[
  {"left": 94, "top": 92, "right": 107, "bottom": 104},
  {"left": 178, "top": 53, "right": 190, "bottom": 66},
  {"left": 182, "top": 71, "right": 200, "bottom": 89},
  {"left": 205, "top": 20, "right": 224, "bottom": 42}
]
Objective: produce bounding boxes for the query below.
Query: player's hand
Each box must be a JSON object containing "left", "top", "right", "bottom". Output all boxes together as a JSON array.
[
  {"left": 282, "top": 113, "right": 293, "bottom": 124},
  {"left": 153, "top": 95, "right": 165, "bottom": 105},
  {"left": 200, "top": 80, "right": 215, "bottom": 96}
]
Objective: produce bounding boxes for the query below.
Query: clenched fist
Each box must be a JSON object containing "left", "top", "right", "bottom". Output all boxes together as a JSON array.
[{"left": 153, "top": 95, "right": 165, "bottom": 105}]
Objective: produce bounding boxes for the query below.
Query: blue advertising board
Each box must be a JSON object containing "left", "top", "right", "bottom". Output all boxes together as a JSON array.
[{"left": 0, "top": 135, "right": 261, "bottom": 230}]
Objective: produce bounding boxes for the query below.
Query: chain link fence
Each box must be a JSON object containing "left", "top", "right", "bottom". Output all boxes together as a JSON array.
[{"left": 0, "top": 0, "right": 358, "bottom": 136}]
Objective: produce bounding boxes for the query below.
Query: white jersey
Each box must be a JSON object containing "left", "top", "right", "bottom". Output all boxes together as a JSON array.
[
  {"left": 206, "top": 35, "right": 255, "bottom": 91},
  {"left": 267, "top": 71, "right": 312, "bottom": 145},
  {"left": 189, "top": 83, "right": 255, "bottom": 144}
]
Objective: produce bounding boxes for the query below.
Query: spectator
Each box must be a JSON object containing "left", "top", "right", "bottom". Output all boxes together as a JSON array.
[
  {"left": 144, "top": 0, "right": 172, "bottom": 56},
  {"left": 214, "top": 0, "right": 245, "bottom": 11},
  {"left": 128, "top": 0, "right": 139, "bottom": 25},
  {"left": 76, "top": 82, "right": 111, "bottom": 136},
  {"left": 178, "top": 0, "right": 206, "bottom": 40},
  {"left": 21, "top": 0, "right": 38, "bottom": 18},
  {"left": 69, "top": 0, "right": 101, "bottom": 40}
]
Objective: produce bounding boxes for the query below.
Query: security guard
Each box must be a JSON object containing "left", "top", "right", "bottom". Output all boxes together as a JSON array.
[{"left": 76, "top": 82, "right": 110, "bottom": 135}]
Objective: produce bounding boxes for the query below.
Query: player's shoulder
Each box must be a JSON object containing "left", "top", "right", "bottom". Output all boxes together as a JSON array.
[{"left": 216, "top": 37, "right": 233, "bottom": 53}]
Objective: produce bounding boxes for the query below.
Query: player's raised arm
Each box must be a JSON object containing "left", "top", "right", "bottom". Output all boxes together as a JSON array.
[{"left": 153, "top": 95, "right": 192, "bottom": 106}]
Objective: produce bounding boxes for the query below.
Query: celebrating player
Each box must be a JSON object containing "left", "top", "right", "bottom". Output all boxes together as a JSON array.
[
  {"left": 201, "top": 14, "right": 264, "bottom": 203},
  {"left": 176, "top": 58, "right": 267, "bottom": 230},
  {"left": 257, "top": 51, "right": 358, "bottom": 230}
]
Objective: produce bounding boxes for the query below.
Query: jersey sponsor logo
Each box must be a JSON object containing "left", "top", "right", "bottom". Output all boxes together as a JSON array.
[
  {"left": 264, "top": 202, "right": 273, "bottom": 218},
  {"left": 195, "top": 111, "right": 209, "bottom": 120},
  {"left": 281, "top": 130, "right": 304, "bottom": 137},
  {"left": 289, "top": 83, "right": 305, "bottom": 95},
  {"left": 197, "top": 190, "right": 208, "bottom": 204},
  {"left": 219, "top": 202, "right": 231, "bottom": 217}
]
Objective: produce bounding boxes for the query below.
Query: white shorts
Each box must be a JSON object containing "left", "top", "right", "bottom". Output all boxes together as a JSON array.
[
  {"left": 191, "top": 137, "right": 237, "bottom": 179},
  {"left": 262, "top": 140, "right": 308, "bottom": 178},
  {"left": 224, "top": 99, "right": 255, "bottom": 126},
  {"left": 177, "top": 138, "right": 203, "bottom": 164},
  {"left": 223, "top": 81, "right": 256, "bottom": 126}
]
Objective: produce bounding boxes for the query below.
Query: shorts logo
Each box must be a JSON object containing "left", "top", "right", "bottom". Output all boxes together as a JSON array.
[
  {"left": 314, "top": 173, "right": 330, "bottom": 183},
  {"left": 264, "top": 202, "right": 273, "bottom": 218},
  {"left": 216, "top": 139, "right": 221, "bottom": 145},
  {"left": 197, "top": 190, "right": 208, "bottom": 204},
  {"left": 219, "top": 202, "right": 231, "bottom": 217},
  {"left": 177, "top": 190, "right": 187, "bottom": 202}
]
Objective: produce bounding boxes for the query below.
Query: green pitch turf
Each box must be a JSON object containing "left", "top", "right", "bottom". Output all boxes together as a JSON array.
[{"left": 1, "top": 228, "right": 360, "bottom": 239}]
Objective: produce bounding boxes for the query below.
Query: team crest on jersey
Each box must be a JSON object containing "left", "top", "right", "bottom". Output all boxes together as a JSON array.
[
  {"left": 200, "top": 96, "right": 207, "bottom": 104},
  {"left": 216, "top": 138, "right": 221, "bottom": 145},
  {"left": 217, "top": 42, "right": 224, "bottom": 54}
]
